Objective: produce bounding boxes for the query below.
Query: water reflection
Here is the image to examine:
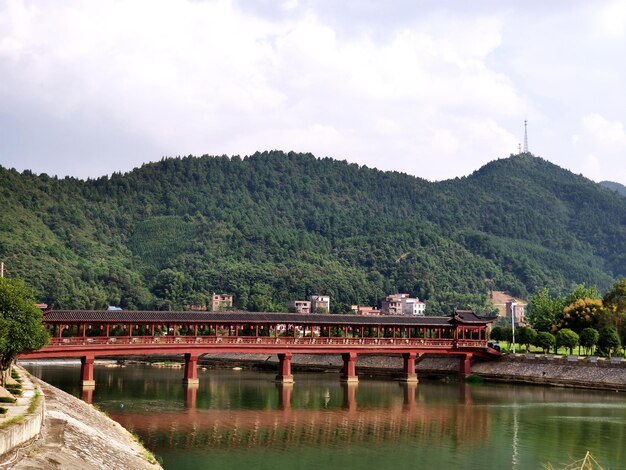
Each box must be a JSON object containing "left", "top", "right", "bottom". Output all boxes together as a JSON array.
[{"left": 21, "top": 362, "right": 626, "bottom": 470}]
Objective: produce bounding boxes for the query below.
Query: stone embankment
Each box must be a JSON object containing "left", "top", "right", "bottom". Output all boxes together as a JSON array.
[
  {"left": 1, "top": 369, "right": 162, "bottom": 470},
  {"left": 472, "top": 354, "right": 626, "bottom": 391},
  {"left": 0, "top": 368, "right": 43, "bottom": 462},
  {"left": 188, "top": 352, "right": 626, "bottom": 391}
]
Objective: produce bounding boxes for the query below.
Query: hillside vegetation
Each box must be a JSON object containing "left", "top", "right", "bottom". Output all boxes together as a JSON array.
[{"left": 1, "top": 152, "right": 624, "bottom": 314}]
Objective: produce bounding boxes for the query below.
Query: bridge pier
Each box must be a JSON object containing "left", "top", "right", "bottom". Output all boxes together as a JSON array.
[
  {"left": 400, "top": 352, "right": 419, "bottom": 383},
  {"left": 458, "top": 354, "right": 473, "bottom": 379},
  {"left": 275, "top": 353, "right": 294, "bottom": 384},
  {"left": 81, "top": 386, "right": 94, "bottom": 404},
  {"left": 80, "top": 355, "right": 95, "bottom": 388},
  {"left": 340, "top": 352, "right": 358, "bottom": 384},
  {"left": 183, "top": 353, "right": 200, "bottom": 386}
]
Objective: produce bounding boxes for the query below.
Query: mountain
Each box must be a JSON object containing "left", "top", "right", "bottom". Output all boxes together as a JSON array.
[
  {"left": 1, "top": 152, "right": 624, "bottom": 313},
  {"left": 600, "top": 180, "right": 626, "bottom": 197}
]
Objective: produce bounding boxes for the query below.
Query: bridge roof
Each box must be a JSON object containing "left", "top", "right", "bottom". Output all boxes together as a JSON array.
[{"left": 43, "top": 310, "right": 490, "bottom": 326}]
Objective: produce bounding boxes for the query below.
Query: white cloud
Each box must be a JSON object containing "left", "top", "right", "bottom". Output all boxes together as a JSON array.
[
  {"left": 0, "top": 0, "right": 624, "bottom": 186},
  {"left": 595, "top": 0, "right": 626, "bottom": 36},
  {"left": 582, "top": 113, "right": 626, "bottom": 150}
]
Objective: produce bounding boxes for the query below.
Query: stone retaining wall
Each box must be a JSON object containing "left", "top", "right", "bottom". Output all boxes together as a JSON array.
[
  {"left": 0, "top": 375, "right": 44, "bottom": 460},
  {"left": 472, "top": 354, "right": 626, "bottom": 391}
]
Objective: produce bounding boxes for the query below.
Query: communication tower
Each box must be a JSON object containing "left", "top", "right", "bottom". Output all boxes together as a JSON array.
[{"left": 523, "top": 120, "right": 528, "bottom": 153}]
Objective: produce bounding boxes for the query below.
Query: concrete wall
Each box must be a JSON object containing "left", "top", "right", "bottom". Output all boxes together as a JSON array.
[{"left": 0, "top": 389, "right": 44, "bottom": 460}]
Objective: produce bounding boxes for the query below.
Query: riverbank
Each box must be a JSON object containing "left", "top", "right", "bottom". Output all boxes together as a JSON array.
[
  {"left": 185, "top": 352, "right": 626, "bottom": 391},
  {"left": 2, "top": 372, "right": 163, "bottom": 470}
]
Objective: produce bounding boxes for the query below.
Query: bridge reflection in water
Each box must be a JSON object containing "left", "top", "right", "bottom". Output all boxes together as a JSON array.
[{"left": 108, "top": 382, "right": 488, "bottom": 451}]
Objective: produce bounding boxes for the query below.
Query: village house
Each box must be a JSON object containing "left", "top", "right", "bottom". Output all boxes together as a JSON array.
[
  {"left": 211, "top": 293, "right": 233, "bottom": 311},
  {"left": 381, "top": 293, "right": 426, "bottom": 315}
]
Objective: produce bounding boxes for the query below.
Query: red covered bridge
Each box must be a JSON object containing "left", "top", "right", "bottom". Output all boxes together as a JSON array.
[{"left": 20, "top": 309, "right": 499, "bottom": 388}]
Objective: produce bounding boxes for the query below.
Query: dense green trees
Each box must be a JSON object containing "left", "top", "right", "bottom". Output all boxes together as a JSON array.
[
  {"left": 555, "top": 328, "right": 579, "bottom": 355},
  {"left": 534, "top": 332, "right": 556, "bottom": 354},
  {"left": 0, "top": 278, "right": 49, "bottom": 385},
  {"left": 579, "top": 328, "right": 599, "bottom": 355},
  {"left": 516, "top": 326, "right": 537, "bottom": 352},
  {"left": 527, "top": 289, "right": 565, "bottom": 332},
  {"left": 1, "top": 152, "right": 625, "bottom": 312},
  {"left": 597, "top": 327, "right": 621, "bottom": 358}
]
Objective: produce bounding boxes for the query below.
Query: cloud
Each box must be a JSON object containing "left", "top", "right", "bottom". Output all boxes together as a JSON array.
[
  {"left": 595, "top": 0, "right": 626, "bottom": 36},
  {"left": 0, "top": 0, "right": 624, "bottom": 187},
  {"left": 571, "top": 113, "right": 626, "bottom": 182}
]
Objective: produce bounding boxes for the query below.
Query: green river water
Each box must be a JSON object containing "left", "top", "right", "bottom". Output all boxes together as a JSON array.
[{"left": 22, "top": 362, "right": 626, "bottom": 470}]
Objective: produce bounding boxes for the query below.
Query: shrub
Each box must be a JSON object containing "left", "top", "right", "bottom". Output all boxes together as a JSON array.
[
  {"left": 534, "top": 332, "right": 556, "bottom": 353},
  {"left": 0, "top": 407, "right": 7, "bottom": 415},
  {"left": 0, "top": 396, "right": 16, "bottom": 404},
  {"left": 556, "top": 328, "right": 579, "bottom": 355},
  {"left": 598, "top": 327, "right": 621, "bottom": 358},
  {"left": 579, "top": 328, "right": 599, "bottom": 355}
]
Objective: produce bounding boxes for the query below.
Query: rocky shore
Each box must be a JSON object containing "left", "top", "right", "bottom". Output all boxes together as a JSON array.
[{"left": 3, "top": 374, "right": 162, "bottom": 470}]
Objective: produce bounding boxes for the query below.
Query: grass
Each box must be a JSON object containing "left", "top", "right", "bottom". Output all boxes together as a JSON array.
[
  {"left": 464, "top": 374, "right": 484, "bottom": 384},
  {"left": 0, "top": 390, "right": 42, "bottom": 430},
  {"left": 497, "top": 343, "right": 625, "bottom": 357},
  {"left": 27, "top": 390, "right": 41, "bottom": 414},
  {"left": 130, "top": 431, "right": 160, "bottom": 465}
]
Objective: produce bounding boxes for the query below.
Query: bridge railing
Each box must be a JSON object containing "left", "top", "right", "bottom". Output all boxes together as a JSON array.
[{"left": 47, "top": 336, "right": 488, "bottom": 349}]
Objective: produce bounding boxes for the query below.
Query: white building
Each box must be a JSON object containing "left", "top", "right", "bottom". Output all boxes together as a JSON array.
[{"left": 381, "top": 293, "right": 425, "bottom": 315}]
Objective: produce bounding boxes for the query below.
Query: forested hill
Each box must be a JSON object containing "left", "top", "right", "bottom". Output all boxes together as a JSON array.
[
  {"left": 600, "top": 180, "right": 626, "bottom": 197},
  {"left": 1, "top": 152, "right": 625, "bottom": 314}
]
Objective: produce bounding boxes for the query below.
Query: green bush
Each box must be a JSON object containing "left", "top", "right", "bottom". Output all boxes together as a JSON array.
[
  {"left": 0, "top": 407, "right": 7, "bottom": 415},
  {"left": 0, "top": 397, "right": 17, "bottom": 404},
  {"left": 534, "top": 331, "right": 556, "bottom": 353},
  {"left": 5, "top": 386, "right": 22, "bottom": 396}
]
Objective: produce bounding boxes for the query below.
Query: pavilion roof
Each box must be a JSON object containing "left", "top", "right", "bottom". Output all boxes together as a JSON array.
[{"left": 43, "top": 310, "right": 491, "bottom": 326}]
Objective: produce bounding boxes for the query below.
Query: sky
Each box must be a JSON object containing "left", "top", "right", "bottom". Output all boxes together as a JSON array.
[{"left": 1, "top": 0, "right": 625, "bottom": 184}]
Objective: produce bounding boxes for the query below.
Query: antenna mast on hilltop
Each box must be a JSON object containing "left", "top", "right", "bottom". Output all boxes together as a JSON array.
[{"left": 523, "top": 120, "right": 529, "bottom": 153}]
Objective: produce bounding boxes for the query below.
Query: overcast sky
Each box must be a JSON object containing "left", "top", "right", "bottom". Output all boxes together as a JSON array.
[{"left": 1, "top": 0, "right": 625, "bottom": 185}]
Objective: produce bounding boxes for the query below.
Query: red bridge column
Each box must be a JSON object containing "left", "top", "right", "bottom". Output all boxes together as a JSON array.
[
  {"left": 80, "top": 354, "right": 95, "bottom": 388},
  {"left": 340, "top": 352, "right": 358, "bottom": 384},
  {"left": 459, "top": 353, "right": 472, "bottom": 379},
  {"left": 183, "top": 353, "right": 199, "bottom": 386},
  {"left": 400, "top": 352, "right": 419, "bottom": 383},
  {"left": 276, "top": 353, "right": 294, "bottom": 384}
]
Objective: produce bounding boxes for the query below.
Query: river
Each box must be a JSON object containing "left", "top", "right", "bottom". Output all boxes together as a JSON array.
[{"left": 22, "top": 361, "right": 626, "bottom": 470}]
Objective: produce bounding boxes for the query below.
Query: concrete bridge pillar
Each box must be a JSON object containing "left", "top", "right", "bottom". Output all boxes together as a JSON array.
[
  {"left": 81, "top": 386, "right": 94, "bottom": 404},
  {"left": 275, "top": 353, "right": 294, "bottom": 384},
  {"left": 80, "top": 354, "right": 95, "bottom": 388},
  {"left": 400, "top": 352, "right": 419, "bottom": 383},
  {"left": 183, "top": 353, "right": 200, "bottom": 386},
  {"left": 340, "top": 352, "right": 358, "bottom": 384},
  {"left": 458, "top": 354, "right": 473, "bottom": 379}
]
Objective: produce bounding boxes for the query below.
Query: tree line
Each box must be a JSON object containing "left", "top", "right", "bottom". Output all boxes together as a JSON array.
[{"left": 491, "top": 279, "right": 626, "bottom": 357}]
